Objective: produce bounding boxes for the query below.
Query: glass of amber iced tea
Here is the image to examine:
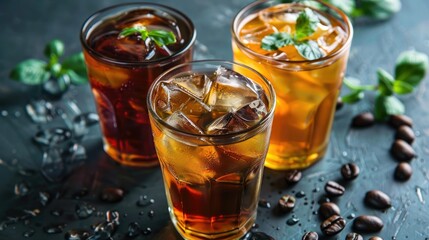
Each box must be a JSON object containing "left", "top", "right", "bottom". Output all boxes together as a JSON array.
[
  {"left": 80, "top": 3, "right": 195, "bottom": 167},
  {"left": 147, "top": 61, "right": 275, "bottom": 239},
  {"left": 232, "top": 0, "right": 353, "bottom": 170}
]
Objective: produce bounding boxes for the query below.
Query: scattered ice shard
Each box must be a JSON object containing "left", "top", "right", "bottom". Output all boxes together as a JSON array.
[
  {"left": 73, "top": 113, "right": 99, "bottom": 138},
  {"left": 75, "top": 202, "right": 95, "bottom": 219},
  {"left": 64, "top": 143, "right": 87, "bottom": 163},
  {"left": 25, "top": 100, "right": 55, "bottom": 123},
  {"left": 41, "top": 148, "right": 65, "bottom": 182},
  {"left": 33, "top": 128, "right": 72, "bottom": 146}
]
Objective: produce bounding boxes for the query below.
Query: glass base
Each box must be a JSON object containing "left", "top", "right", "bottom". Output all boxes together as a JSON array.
[
  {"left": 170, "top": 208, "right": 255, "bottom": 240},
  {"left": 103, "top": 140, "right": 159, "bottom": 167},
  {"left": 265, "top": 146, "right": 327, "bottom": 170}
]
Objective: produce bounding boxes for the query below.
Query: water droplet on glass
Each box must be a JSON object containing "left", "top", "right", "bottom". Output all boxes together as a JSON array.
[
  {"left": 127, "top": 222, "right": 141, "bottom": 237},
  {"left": 75, "top": 202, "right": 95, "bottom": 219},
  {"left": 23, "top": 229, "right": 35, "bottom": 238},
  {"left": 64, "top": 229, "right": 91, "bottom": 240},
  {"left": 73, "top": 113, "right": 99, "bottom": 138},
  {"left": 100, "top": 188, "right": 124, "bottom": 203},
  {"left": 14, "top": 182, "right": 30, "bottom": 196},
  {"left": 33, "top": 128, "right": 72, "bottom": 146},
  {"left": 258, "top": 199, "right": 271, "bottom": 209},
  {"left": 26, "top": 100, "right": 55, "bottom": 123},
  {"left": 41, "top": 148, "right": 65, "bottom": 182},
  {"left": 286, "top": 217, "right": 300, "bottom": 226},
  {"left": 39, "top": 192, "right": 50, "bottom": 206},
  {"left": 43, "top": 224, "right": 65, "bottom": 234}
]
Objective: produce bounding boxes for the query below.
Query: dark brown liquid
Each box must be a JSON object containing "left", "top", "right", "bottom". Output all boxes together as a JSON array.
[{"left": 83, "top": 8, "right": 193, "bottom": 166}]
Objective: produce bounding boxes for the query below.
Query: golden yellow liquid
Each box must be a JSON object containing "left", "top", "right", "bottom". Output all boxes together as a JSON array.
[{"left": 233, "top": 4, "right": 351, "bottom": 170}]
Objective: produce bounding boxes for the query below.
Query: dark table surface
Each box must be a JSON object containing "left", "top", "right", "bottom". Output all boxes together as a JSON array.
[{"left": 1, "top": 0, "right": 429, "bottom": 239}]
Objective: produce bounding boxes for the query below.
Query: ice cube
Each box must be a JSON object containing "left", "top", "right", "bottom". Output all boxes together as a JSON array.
[
  {"left": 241, "top": 25, "right": 278, "bottom": 45},
  {"left": 171, "top": 73, "right": 212, "bottom": 100},
  {"left": 235, "top": 99, "right": 267, "bottom": 123},
  {"left": 205, "top": 112, "right": 248, "bottom": 135},
  {"left": 33, "top": 128, "right": 72, "bottom": 146},
  {"left": 165, "top": 111, "right": 204, "bottom": 134},
  {"left": 73, "top": 113, "right": 99, "bottom": 138},
  {"left": 41, "top": 148, "right": 65, "bottom": 182},
  {"left": 25, "top": 100, "right": 55, "bottom": 123},
  {"left": 317, "top": 26, "right": 346, "bottom": 53},
  {"left": 259, "top": 4, "right": 299, "bottom": 28},
  {"left": 206, "top": 67, "right": 263, "bottom": 111}
]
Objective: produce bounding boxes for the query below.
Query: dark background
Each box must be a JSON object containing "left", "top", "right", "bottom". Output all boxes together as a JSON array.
[{"left": 0, "top": 0, "right": 429, "bottom": 239}]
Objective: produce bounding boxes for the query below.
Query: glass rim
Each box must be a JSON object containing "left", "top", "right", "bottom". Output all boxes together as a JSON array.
[
  {"left": 231, "top": 0, "right": 354, "bottom": 65},
  {"left": 147, "top": 59, "right": 276, "bottom": 140},
  {"left": 80, "top": 2, "right": 196, "bottom": 67}
]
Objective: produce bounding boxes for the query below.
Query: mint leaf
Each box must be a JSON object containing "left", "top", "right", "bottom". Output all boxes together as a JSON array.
[
  {"left": 393, "top": 81, "right": 414, "bottom": 95},
  {"left": 261, "top": 32, "right": 294, "bottom": 51},
  {"left": 374, "top": 94, "right": 404, "bottom": 121},
  {"left": 148, "top": 30, "right": 177, "bottom": 47},
  {"left": 359, "top": 0, "right": 401, "bottom": 20},
  {"left": 62, "top": 52, "right": 87, "bottom": 78},
  {"left": 377, "top": 68, "right": 394, "bottom": 96},
  {"left": 295, "top": 40, "right": 323, "bottom": 60},
  {"left": 295, "top": 8, "right": 320, "bottom": 40},
  {"left": 119, "top": 25, "right": 176, "bottom": 47},
  {"left": 10, "top": 59, "right": 50, "bottom": 85},
  {"left": 66, "top": 70, "right": 87, "bottom": 84},
  {"left": 343, "top": 77, "right": 376, "bottom": 91},
  {"left": 323, "top": 0, "right": 355, "bottom": 16},
  {"left": 395, "top": 50, "right": 429, "bottom": 86},
  {"left": 44, "top": 39, "right": 64, "bottom": 59},
  {"left": 341, "top": 90, "right": 364, "bottom": 104}
]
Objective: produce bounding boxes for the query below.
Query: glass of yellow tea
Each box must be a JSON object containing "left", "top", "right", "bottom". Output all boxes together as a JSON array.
[
  {"left": 81, "top": 3, "right": 196, "bottom": 167},
  {"left": 232, "top": 0, "right": 353, "bottom": 170},
  {"left": 147, "top": 60, "right": 275, "bottom": 239}
]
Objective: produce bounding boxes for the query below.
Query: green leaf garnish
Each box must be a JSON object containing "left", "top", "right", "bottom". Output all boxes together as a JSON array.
[
  {"left": 260, "top": 8, "right": 324, "bottom": 60},
  {"left": 377, "top": 68, "right": 394, "bottom": 96},
  {"left": 395, "top": 50, "right": 429, "bottom": 86},
  {"left": 343, "top": 77, "right": 376, "bottom": 91},
  {"left": 392, "top": 81, "right": 414, "bottom": 95},
  {"left": 323, "top": 0, "right": 355, "bottom": 16},
  {"left": 118, "top": 25, "right": 177, "bottom": 47},
  {"left": 295, "top": 40, "right": 323, "bottom": 60},
  {"left": 341, "top": 90, "right": 364, "bottom": 104},
  {"left": 359, "top": 0, "right": 401, "bottom": 20},
  {"left": 374, "top": 94, "right": 404, "bottom": 121},
  {"left": 295, "top": 8, "right": 320, "bottom": 40},
  {"left": 62, "top": 52, "right": 87, "bottom": 80},
  {"left": 10, "top": 59, "right": 50, "bottom": 85},
  {"left": 44, "top": 39, "right": 64, "bottom": 60}
]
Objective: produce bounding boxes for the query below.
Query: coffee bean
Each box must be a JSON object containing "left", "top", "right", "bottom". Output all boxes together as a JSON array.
[
  {"left": 390, "top": 139, "right": 416, "bottom": 161},
  {"left": 341, "top": 163, "right": 360, "bottom": 180},
  {"left": 368, "top": 237, "right": 383, "bottom": 240},
  {"left": 395, "top": 125, "right": 415, "bottom": 144},
  {"left": 353, "top": 215, "right": 383, "bottom": 232},
  {"left": 351, "top": 112, "right": 374, "bottom": 128},
  {"left": 318, "top": 202, "right": 340, "bottom": 219},
  {"left": 284, "top": 170, "right": 302, "bottom": 184},
  {"left": 364, "top": 190, "right": 392, "bottom": 209},
  {"left": 278, "top": 194, "right": 296, "bottom": 212},
  {"left": 324, "top": 181, "right": 345, "bottom": 197},
  {"left": 302, "top": 231, "right": 318, "bottom": 240},
  {"left": 394, "top": 162, "right": 412, "bottom": 181},
  {"left": 320, "top": 215, "right": 346, "bottom": 236},
  {"left": 336, "top": 97, "right": 344, "bottom": 111},
  {"left": 346, "top": 232, "right": 363, "bottom": 240},
  {"left": 389, "top": 114, "right": 413, "bottom": 128}
]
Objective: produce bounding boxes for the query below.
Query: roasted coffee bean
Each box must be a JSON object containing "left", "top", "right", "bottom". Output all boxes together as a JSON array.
[
  {"left": 302, "top": 231, "right": 318, "bottom": 240},
  {"left": 351, "top": 112, "right": 374, "bottom": 128},
  {"left": 278, "top": 194, "right": 296, "bottom": 212},
  {"left": 365, "top": 190, "right": 392, "bottom": 209},
  {"left": 318, "top": 202, "right": 340, "bottom": 219},
  {"left": 390, "top": 139, "right": 416, "bottom": 161},
  {"left": 394, "top": 162, "right": 412, "bottom": 181},
  {"left": 284, "top": 170, "right": 302, "bottom": 184},
  {"left": 346, "top": 232, "right": 363, "bottom": 240},
  {"left": 353, "top": 215, "right": 383, "bottom": 232},
  {"left": 324, "top": 181, "right": 345, "bottom": 197},
  {"left": 341, "top": 163, "right": 360, "bottom": 180},
  {"left": 389, "top": 114, "right": 413, "bottom": 128},
  {"left": 336, "top": 97, "right": 344, "bottom": 111},
  {"left": 320, "top": 215, "right": 346, "bottom": 236},
  {"left": 395, "top": 125, "right": 415, "bottom": 144},
  {"left": 368, "top": 237, "right": 383, "bottom": 240}
]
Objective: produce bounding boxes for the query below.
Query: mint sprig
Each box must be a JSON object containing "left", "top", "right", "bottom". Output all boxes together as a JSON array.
[
  {"left": 10, "top": 39, "right": 88, "bottom": 93},
  {"left": 341, "top": 50, "right": 429, "bottom": 121},
  {"left": 118, "top": 25, "right": 176, "bottom": 47},
  {"left": 261, "top": 8, "right": 323, "bottom": 60}
]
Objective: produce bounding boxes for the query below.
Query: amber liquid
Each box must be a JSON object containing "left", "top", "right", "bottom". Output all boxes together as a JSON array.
[
  {"left": 83, "top": 9, "right": 193, "bottom": 166},
  {"left": 233, "top": 4, "right": 351, "bottom": 170}
]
